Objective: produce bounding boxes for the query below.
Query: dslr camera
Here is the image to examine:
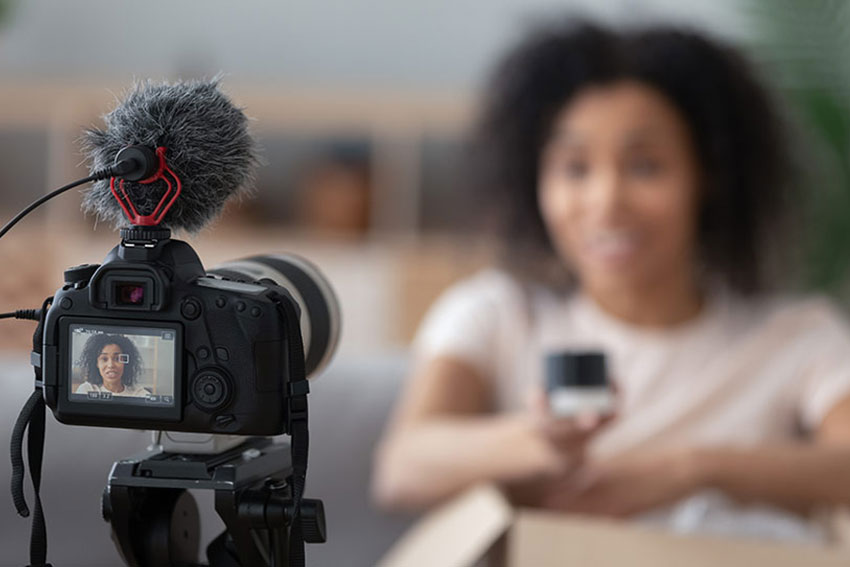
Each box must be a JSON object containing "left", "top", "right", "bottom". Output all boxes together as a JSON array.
[
  {"left": 8, "top": 80, "right": 338, "bottom": 567},
  {"left": 41, "top": 226, "right": 340, "bottom": 436}
]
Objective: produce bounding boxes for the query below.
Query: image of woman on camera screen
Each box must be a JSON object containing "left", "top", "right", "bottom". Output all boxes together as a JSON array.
[
  {"left": 75, "top": 334, "right": 150, "bottom": 397},
  {"left": 373, "top": 19, "right": 850, "bottom": 540}
]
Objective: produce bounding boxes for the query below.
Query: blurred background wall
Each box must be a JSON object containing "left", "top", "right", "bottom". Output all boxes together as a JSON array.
[
  {"left": 0, "top": 0, "right": 753, "bottom": 357},
  {"left": 0, "top": 0, "right": 847, "bottom": 352},
  {"left": 0, "top": 1, "right": 743, "bottom": 84}
]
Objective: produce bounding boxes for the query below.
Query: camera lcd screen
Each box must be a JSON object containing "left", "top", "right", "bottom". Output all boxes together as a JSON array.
[{"left": 68, "top": 324, "right": 177, "bottom": 407}]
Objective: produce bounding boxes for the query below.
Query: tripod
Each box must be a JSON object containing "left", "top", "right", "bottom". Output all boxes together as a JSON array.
[{"left": 103, "top": 437, "right": 326, "bottom": 566}]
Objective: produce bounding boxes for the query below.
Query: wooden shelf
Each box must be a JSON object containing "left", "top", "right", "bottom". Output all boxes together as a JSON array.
[
  {"left": 0, "top": 81, "right": 477, "bottom": 238},
  {"left": 0, "top": 82, "right": 490, "bottom": 353}
]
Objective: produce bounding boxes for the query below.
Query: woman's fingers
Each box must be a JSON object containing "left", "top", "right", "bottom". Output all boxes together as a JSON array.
[
  {"left": 521, "top": 385, "right": 618, "bottom": 458},
  {"left": 526, "top": 385, "right": 551, "bottom": 415},
  {"left": 538, "top": 415, "right": 605, "bottom": 452}
]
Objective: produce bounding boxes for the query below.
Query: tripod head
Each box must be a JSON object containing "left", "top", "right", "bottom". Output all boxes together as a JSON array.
[{"left": 104, "top": 437, "right": 326, "bottom": 566}]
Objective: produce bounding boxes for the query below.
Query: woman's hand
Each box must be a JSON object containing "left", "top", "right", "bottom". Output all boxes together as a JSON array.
[
  {"left": 374, "top": 356, "right": 618, "bottom": 512},
  {"left": 540, "top": 450, "right": 701, "bottom": 517},
  {"left": 502, "top": 387, "right": 615, "bottom": 506}
]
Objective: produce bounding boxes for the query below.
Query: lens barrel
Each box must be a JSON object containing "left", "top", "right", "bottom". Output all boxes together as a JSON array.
[{"left": 208, "top": 255, "right": 341, "bottom": 379}]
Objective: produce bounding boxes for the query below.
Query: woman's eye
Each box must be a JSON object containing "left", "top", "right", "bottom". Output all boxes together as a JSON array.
[
  {"left": 627, "top": 158, "right": 662, "bottom": 177},
  {"left": 563, "top": 160, "right": 589, "bottom": 179}
]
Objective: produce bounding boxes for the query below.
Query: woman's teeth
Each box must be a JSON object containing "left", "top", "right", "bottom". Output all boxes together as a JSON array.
[{"left": 586, "top": 231, "right": 640, "bottom": 259}]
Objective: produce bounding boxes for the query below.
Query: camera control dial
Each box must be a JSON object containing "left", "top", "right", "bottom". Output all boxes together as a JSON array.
[
  {"left": 64, "top": 264, "right": 99, "bottom": 285},
  {"left": 191, "top": 368, "right": 231, "bottom": 411}
]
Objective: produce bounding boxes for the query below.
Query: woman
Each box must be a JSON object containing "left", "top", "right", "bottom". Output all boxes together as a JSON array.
[
  {"left": 372, "top": 20, "right": 850, "bottom": 537},
  {"left": 75, "top": 333, "right": 149, "bottom": 397}
]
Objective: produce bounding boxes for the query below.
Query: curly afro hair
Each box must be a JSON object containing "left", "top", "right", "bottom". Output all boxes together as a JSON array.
[
  {"left": 470, "top": 19, "right": 794, "bottom": 294},
  {"left": 79, "top": 333, "right": 143, "bottom": 387}
]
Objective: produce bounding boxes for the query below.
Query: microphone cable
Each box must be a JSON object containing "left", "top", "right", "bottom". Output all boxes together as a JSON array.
[
  {"left": 0, "top": 310, "right": 41, "bottom": 321},
  {"left": 0, "top": 166, "right": 125, "bottom": 319},
  {"left": 0, "top": 160, "right": 136, "bottom": 243}
]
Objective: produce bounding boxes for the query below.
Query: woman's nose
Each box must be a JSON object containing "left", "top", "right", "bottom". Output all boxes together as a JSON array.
[{"left": 587, "top": 168, "right": 627, "bottom": 218}]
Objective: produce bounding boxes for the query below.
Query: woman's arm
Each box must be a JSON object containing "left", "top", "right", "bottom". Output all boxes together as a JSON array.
[
  {"left": 695, "top": 395, "right": 850, "bottom": 510},
  {"left": 372, "top": 356, "right": 591, "bottom": 512},
  {"left": 548, "top": 395, "right": 850, "bottom": 517}
]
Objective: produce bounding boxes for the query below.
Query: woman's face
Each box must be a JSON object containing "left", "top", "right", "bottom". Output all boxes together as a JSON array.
[
  {"left": 97, "top": 343, "right": 125, "bottom": 384},
  {"left": 538, "top": 80, "right": 701, "bottom": 295}
]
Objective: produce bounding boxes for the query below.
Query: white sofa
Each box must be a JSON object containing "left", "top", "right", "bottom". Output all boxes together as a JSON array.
[{"left": 0, "top": 353, "right": 413, "bottom": 567}]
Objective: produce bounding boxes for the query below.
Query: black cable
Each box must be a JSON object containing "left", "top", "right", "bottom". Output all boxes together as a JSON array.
[
  {"left": 0, "top": 310, "right": 41, "bottom": 321},
  {"left": 0, "top": 168, "right": 119, "bottom": 323},
  {"left": 0, "top": 162, "right": 123, "bottom": 244},
  {"left": 0, "top": 175, "right": 98, "bottom": 242},
  {"left": 0, "top": 163, "right": 133, "bottom": 318}
]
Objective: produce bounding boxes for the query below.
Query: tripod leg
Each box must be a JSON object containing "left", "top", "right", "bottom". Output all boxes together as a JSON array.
[
  {"left": 269, "top": 527, "right": 289, "bottom": 567},
  {"left": 206, "top": 532, "right": 242, "bottom": 567},
  {"left": 214, "top": 489, "right": 269, "bottom": 566}
]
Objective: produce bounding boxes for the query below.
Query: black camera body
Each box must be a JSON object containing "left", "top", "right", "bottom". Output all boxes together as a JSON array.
[{"left": 42, "top": 229, "right": 307, "bottom": 436}]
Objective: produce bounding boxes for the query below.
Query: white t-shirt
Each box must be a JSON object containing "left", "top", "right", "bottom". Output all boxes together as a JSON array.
[
  {"left": 413, "top": 270, "right": 850, "bottom": 539},
  {"left": 75, "top": 381, "right": 151, "bottom": 398}
]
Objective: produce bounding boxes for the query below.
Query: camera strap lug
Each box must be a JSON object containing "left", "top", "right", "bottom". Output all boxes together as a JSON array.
[
  {"left": 288, "top": 380, "right": 310, "bottom": 397},
  {"left": 287, "top": 381, "right": 310, "bottom": 427}
]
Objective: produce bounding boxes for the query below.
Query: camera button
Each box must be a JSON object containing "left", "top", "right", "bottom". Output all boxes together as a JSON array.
[
  {"left": 63, "top": 263, "right": 98, "bottom": 285},
  {"left": 192, "top": 370, "right": 230, "bottom": 411},
  {"left": 181, "top": 297, "right": 202, "bottom": 320},
  {"left": 197, "top": 347, "right": 210, "bottom": 360},
  {"left": 215, "top": 347, "right": 229, "bottom": 361},
  {"left": 236, "top": 301, "right": 246, "bottom": 312},
  {"left": 250, "top": 306, "right": 261, "bottom": 317},
  {"left": 60, "top": 298, "right": 73, "bottom": 309},
  {"left": 215, "top": 297, "right": 227, "bottom": 308},
  {"left": 215, "top": 414, "right": 236, "bottom": 427}
]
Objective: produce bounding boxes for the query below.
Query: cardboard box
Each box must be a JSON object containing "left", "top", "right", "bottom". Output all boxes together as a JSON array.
[{"left": 379, "top": 484, "right": 850, "bottom": 567}]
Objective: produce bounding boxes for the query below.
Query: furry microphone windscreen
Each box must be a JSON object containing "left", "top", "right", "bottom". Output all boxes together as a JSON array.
[{"left": 81, "top": 78, "right": 261, "bottom": 233}]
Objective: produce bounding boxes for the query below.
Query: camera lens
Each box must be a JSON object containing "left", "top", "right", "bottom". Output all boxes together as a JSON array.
[
  {"left": 116, "top": 282, "right": 146, "bottom": 305},
  {"left": 209, "top": 255, "right": 341, "bottom": 379}
]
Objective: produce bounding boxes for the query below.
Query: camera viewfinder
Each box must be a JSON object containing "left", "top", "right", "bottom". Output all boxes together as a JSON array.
[{"left": 116, "top": 282, "right": 146, "bottom": 305}]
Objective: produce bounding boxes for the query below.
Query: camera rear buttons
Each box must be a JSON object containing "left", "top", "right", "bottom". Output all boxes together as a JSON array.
[
  {"left": 215, "top": 414, "right": 236, "bottom": 427},
  {"left": 64, "top": 264, "right": 98, "bottom": 285},
  {"left": 192, "top": 369, "right": 231, "bottom": 411},
  {"left": 180, "top": 297, "right": 202, "bottom": 320}
]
